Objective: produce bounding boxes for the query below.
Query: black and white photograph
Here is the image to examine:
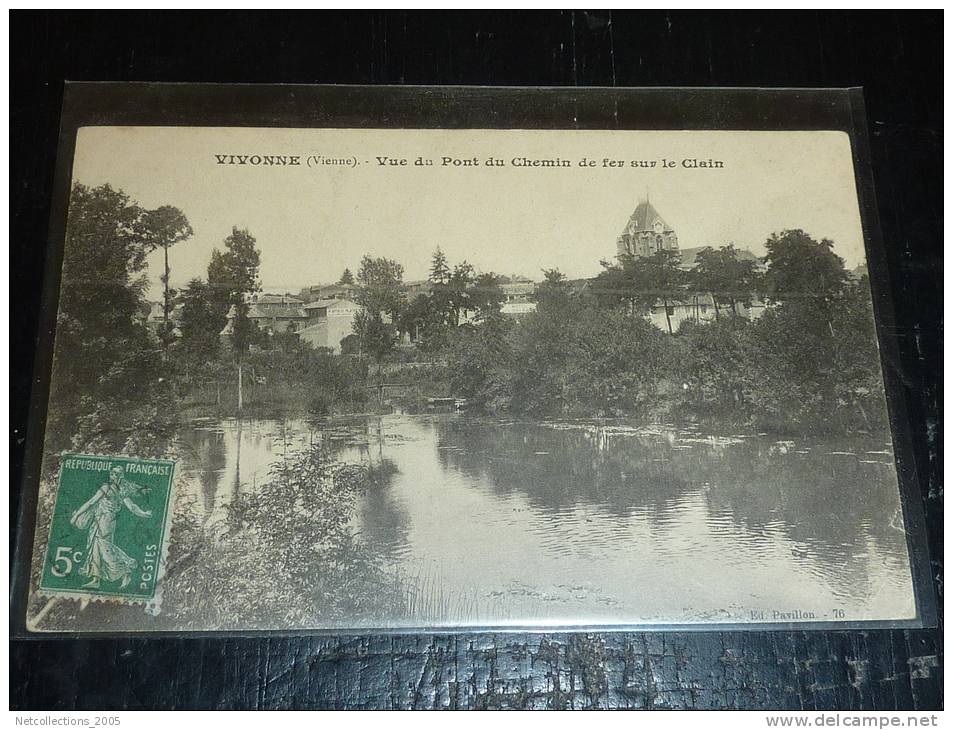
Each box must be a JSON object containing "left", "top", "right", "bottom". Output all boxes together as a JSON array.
[{"left": 23, "top": 125, "right": 922, "bottom": 632}]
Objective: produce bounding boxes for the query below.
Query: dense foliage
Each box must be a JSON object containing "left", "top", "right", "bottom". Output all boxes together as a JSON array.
[
  {"left": 353, "top": 255, "right": 404, "bottom": 364},
  {"left": 47, "top": 184, "right": 187, "bottom": 458},
  {"left": 402, "top": 236, "right": 885, "bottom": 434},
  {"left": 50, "top": 179, "right": 885, "bottom": 445},
  {"left": 207, "top": 226, "right": 261, "bottom": 357},
  {"left": 162, "top": 445, "right": 400, "bottom": 629}
]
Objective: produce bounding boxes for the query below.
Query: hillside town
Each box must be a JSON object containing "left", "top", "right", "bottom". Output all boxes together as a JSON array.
[
  {"left": 57, "top": 177, "right": 874, "bottom": 439},
  {"left": 145, "top": 197, "right": 860, "bottom": 352}
]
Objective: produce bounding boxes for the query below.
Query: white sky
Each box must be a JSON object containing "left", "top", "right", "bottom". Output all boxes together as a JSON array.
[{"left": 70, "top": 127, "right": 868, "bottom": 298}]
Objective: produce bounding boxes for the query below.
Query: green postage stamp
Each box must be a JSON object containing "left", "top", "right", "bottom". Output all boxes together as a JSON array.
[{"left": 39, "top": 454, "right": 176, "bottom": 603}]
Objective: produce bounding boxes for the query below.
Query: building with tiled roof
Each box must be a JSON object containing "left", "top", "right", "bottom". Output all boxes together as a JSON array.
[
  {"left": 676, "top": 246, "right": 762, "bottom": 271},
  {"left": 616, "top": 197, "right": 679, "bottom": 259},
  {"left": 611, "top": 199, "right": 768, "bottom": 332},
  {"left": 300, "top": 283, "right": 358, "bottom": 303},
  {"left": 297, "top": 298, "right": 361, "bottom": 353},
  {"left": 220, "top": 293, "right": 308, "bottom": 338}
]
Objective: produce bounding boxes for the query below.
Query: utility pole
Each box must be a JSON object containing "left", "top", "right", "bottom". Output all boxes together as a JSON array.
[{"left": 237, "top": 359, "right": 244, "bottom": 413}]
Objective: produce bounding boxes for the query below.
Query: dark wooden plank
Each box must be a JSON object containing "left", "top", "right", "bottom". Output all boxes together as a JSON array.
[{"left": 9, "top": 630, "right": 943, "bottom": 710}]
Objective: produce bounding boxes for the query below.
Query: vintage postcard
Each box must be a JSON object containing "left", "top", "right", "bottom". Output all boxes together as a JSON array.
[{"left": 22, "top": 120, "right": 924, "bottom": 632}]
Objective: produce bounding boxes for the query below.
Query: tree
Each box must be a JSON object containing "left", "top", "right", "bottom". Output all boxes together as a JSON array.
[
  {"left": 828, "top": 276, "right": 888, "bottom": 429},
  {"left": 427, "top": 252, "right": 475, "bottom": 328},
  {"left": 207, "top": 227, "right": 261, "bottom": 412},
  {"left": 398, "top": 292, "right": 450, "bottom": 357},
  {"left": 208, "top": 227, "right": 261, "bottom": 355},
  {"left": 593, "top": 250, "right": 686, "bottom": 333},
  {"left": 139, "top": 205, "right": 193, "bottom": 349},
  {"left": 742, "top": 283, "right": 880, "bottom": 433},
  {"left": 731, "top": 232, "right": 882, "bottom": 433},
  {"left": 762, "top": 229, "right": 849, "bottom": 307},
  {"left": 353, "top": 309, "right": 399, "bottom": 365},
  {"left": 590, "top": 260, "right": 636, "bottom": 310},
  {"left": 500, "top": 300, "right": 670, "bottom": 417},
  {"left": 354, "top": 255, "right": 404, "bottom": 366},
  {"left": 165, "top": 445, "right": 400, "bottom": 626},
  {"left": 447, "top": 261, "right": 475, "bottom": 325},
  {"left": 355, "top": 255, "right": 404, "bottom": 321},
  {"left": 674, "top": 318, "right": 749, "bottom": 419},
  {"left": 470, "top": 272, "right": 505, "bottom": 322},
  {"left": 48, "top": 183, "right": 178, "bottom": 457},
  {"left": 742, "top": 302, "right": 836, "bottom": 430},
  {"left": 399, "top": 293, "right": 434, "bottom": 342},
  {"left": 339, "top": 333, "right": 361, "bottom": 356},
  {"left": 205, "top": 250, "right": 232, "bottom": 326},
  {"left": 445, "top": 315, "right": 514, "bottom": 410},
  {"left": 569, "top": 307, "right": 670, "bottom": 417},
  {"left": 175, "top": 278, "right": 223, "bottom": 376},
  {"left": 428, "top": 247, "right": 450, "bottom": 285},
  {"left": 689, "top": 245, "right": 759, "bottom": 319},
  {"left": 760, "top": 230, "right": 850, "bottom": 336},
  {"left": 535, "top": 268, "right": 571, "bottom": 315},
  {"left": 338, "top": 268, "right": 354, "bottom": 285}
]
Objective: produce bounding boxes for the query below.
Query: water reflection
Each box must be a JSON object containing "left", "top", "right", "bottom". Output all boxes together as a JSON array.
[
  {"left": 359, "top": 457, "right": 411, "bottom": 561},
  {"left": 175, "top": 414, "right": 915, "bottom": 625}
]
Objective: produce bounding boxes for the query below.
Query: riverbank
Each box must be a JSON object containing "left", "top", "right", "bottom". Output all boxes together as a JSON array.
[
  {"left": 167, "top": 413, "right": 908, "bottom": 628},
  {"left": 178, "top": 363, "right": 888, "bottom": 440},
  {"left": 30, "top": 409, "right": 906, "bottom": 632},
  {"left": 178, "top": 359, "right": 456, "bottom": 420}
]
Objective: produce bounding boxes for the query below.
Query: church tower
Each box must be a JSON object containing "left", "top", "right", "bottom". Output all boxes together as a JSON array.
[{"left": 616, "top": 196, "right": 679, "bottom": 259}]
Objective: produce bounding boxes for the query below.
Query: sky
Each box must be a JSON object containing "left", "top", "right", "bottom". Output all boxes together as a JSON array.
[{"left": 70, "top": 127, "right": 868, "bottom": 298}]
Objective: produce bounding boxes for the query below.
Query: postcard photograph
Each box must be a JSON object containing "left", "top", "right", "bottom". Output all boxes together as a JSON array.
[{"left": 24, "top": 126, "right": 917, "bottom": 631}]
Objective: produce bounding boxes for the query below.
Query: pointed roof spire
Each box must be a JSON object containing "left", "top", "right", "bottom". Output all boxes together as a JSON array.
[{"left": 621, "top": 197, "right": 671, "bottom": 235}]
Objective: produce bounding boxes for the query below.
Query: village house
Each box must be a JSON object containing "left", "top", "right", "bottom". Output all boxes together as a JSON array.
[
  {"left": 500, "top": 280, "right": 537, "bottom": 317},
  {"left": 403, "top": 280, "right": 433, "bottom": 300},
  {"left": 403, "top": 277, "right": 537, "bottom": 317},
  {"left": 675, "top": 245, "right": 764, "bottom": 272},
  {"left": 648, "top": 293, "right": 766, "bottom": 332},
  {"left": 295, "top": 298, "right": 361, "bottom": 353},
  {"left": 300, "top": 282, "right": 358, "bottom": 302},
  {"left": 220, "top": 293, "right": 308, "bottom": 339}
]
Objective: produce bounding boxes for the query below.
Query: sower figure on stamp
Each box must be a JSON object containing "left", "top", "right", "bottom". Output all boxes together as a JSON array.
[{"left": 70, "top": 465, "right": 152, "bottom": 589}]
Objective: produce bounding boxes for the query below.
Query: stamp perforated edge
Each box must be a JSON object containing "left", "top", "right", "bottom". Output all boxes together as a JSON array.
[{"left": 29, "top": 452, "right": 178, "bottom": 626}]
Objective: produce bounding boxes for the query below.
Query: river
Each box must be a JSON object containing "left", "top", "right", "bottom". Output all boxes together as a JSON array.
[{"left": 175, "top": 413, "right": 916, "bottom": 627}]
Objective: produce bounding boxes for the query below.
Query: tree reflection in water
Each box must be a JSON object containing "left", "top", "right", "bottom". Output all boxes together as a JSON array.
[
  {"left": 357, "top": 456, "right": 410, "bottom": 562},
  {"left": 166, "top": 414, "right": 913, "bottom": 627},
  {"left": 432, "top": 418, "right": 911, "bottom": 607}
]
